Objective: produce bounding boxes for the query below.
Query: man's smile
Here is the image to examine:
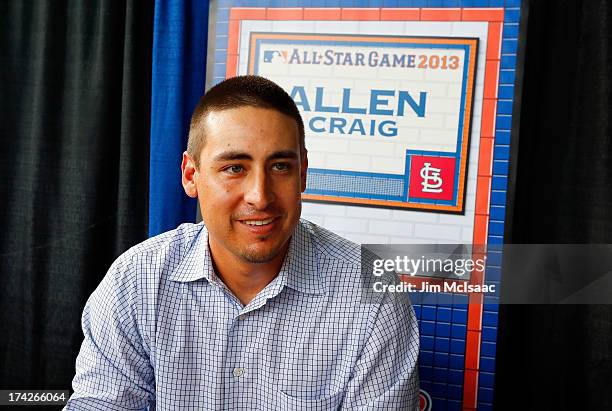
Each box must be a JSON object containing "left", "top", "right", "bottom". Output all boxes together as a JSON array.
[
  {"left": 242, "top": 217, "right": 275, "bottom": 226},
  {"left": 236, "top": 216, "right": 281, "bottom": 236}
]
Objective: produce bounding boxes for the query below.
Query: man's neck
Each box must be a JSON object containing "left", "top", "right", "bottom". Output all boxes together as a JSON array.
[{"left": 208, "top": 242, "right": 289, "bottom": 306}]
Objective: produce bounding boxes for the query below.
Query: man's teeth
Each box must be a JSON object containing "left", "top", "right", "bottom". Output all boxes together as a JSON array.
[{"left": 244, "top": 218, "right": 274, "bottom": 226}]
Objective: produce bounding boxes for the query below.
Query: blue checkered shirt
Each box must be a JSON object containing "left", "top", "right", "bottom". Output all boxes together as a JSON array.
[{"left": 66, "top": 219, "right": 419, "bottom": 410}]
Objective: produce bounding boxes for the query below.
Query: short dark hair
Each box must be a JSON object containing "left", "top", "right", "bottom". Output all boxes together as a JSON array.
[{"left": 187, "top": 75, "right": 305, "bottom": 167}]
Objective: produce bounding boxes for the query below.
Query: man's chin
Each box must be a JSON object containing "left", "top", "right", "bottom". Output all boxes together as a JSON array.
[
  {"left": 238, "top": 242, "right": 288, "bottom": 264},
  {"left": 239, "top": 249, "right": 278, "bottom": 264}
]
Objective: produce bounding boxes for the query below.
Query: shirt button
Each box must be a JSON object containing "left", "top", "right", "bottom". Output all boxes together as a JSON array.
[
  {"left": 238, "top": 314, "right": 246, "bottom": 320},
  {"left": 233, "top": 367, "right": 244, "bottom": 377}
]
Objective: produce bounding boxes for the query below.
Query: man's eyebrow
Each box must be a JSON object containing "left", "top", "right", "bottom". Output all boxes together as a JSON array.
[
  {"left": 268, "top": 150, "right": 299, "bottom": 161},
  {"left": 212, "top": 150, "right": 299, "bottom": 162},
  {"left": 212, "top": 151, "right": 253, "bottom": 162}
]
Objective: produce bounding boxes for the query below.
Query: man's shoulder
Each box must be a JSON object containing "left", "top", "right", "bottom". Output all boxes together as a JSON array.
[
  {"left": 86, "top": 223, "right": 206, "bottom": 326},
  {"left": 130, "top": 222, "right": 204, "bottom": 256},
  {"left": 110, "top": 222, "right": 205, "bottom": 279}
]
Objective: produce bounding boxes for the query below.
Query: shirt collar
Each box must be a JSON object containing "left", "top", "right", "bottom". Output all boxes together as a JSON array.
[
  {"left": 168, "top": 220, "right": 326, "bottom": 295},
  {"left": 281, "top": 220, "right": 325, "bottom": 295},
  {"left": 168, "top": 224, "right": 216, "bottom": 283}
]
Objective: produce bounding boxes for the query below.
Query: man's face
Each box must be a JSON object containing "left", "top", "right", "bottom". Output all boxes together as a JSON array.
[{"left": 182, "top": 106, "right": 307, "bottom": 265}]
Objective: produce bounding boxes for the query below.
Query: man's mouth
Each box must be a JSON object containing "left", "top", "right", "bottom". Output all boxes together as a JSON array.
[{"left": 242, "top": 218, "right": 275, "bottom": 226}]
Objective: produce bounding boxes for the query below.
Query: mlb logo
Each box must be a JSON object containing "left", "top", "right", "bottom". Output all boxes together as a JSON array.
[
  {"left": 263, "top": 50, "right": 287, "bottom": 63},
  {"left": 408, "top": 155, "right": 456, "bottom": 201}
]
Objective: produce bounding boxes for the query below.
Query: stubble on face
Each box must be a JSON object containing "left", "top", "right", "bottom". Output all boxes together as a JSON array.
[{"left": 232, "top": 201, "right": 301, "bottom": 264}]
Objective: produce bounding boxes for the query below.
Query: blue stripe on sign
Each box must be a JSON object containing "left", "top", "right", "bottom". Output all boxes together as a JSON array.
[
  {"left": 497, "top": 115, "right": 513, "bottom": 130},
  {"left": 500, "top": 70, "right": 516, "bottom": 85},
  {"left": 491, "top": 190, "right": 507, "bottom": 206},
  {"left": 487, "top": 250, "right": 503, "bottom": 266},
  {"left": 494, "top": 145, "right": 510, "bottom": 160},
  {"left": 488, "top": 236, "right": 504, "bottom": 245},
  {"left": 492, "top": 160, "right": 509, "bottom": 175},
  {"left": 492, "top": 176, "right": 507, "bottom": 190},
  {"left": 496, "top": 130, "right": 511, "bottom": 144},
  {"left": 501, "top": 55, "right": 517, "bottom": 69},
  {"left": 503, "top": 23, "right": 519, "bottom": 38},
  {"left": 149, "top": 0, "right": 208, "bottom": 236},
  {"left": 504, "top": 8, "right": 521, "bottom": 23},
  {"left": 498, "top": 85, "right": 515, "bottom": 99},
  {"left": 497, "top": 100, "right": 513, "bottom": 115},
  {"left": 306, "top": 169, "right": 405, "bottom": 199},
  {"left": 501, "top": 39, "right": 518, "bottom": 54}
]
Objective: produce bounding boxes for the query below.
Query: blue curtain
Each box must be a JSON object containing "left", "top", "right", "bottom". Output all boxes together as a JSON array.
[{"left": 149, "top": 0, "right": 209, "bottom": 236}]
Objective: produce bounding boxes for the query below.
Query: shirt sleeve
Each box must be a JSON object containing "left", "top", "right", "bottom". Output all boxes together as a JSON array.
[
  {"left": 341, "top": 293, "right": 420, "bottom": 410},
  {"left": 64, "top": 257, "right": 155, "bottom": 411}
]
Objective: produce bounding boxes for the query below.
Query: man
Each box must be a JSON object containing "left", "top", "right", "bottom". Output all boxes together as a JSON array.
[{"left": 66, "top": 75, "right": 419, "bottom": 410}]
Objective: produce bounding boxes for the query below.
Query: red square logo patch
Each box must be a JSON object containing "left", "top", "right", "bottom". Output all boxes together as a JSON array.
[{"left": 408, "top": 156, "right": 456, "bottom": 201}]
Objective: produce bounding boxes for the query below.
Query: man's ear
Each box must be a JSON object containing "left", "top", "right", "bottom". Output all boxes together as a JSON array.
[
  {"left": 181, "top": 151, "right": 199, "bottom": 198},
  {"left": 300, "top": 151, "right": 308, "bottom": 193}
]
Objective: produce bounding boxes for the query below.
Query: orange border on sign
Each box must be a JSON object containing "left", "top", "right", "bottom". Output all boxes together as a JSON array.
[{"left": 225, "top": 8, "right": 505, "bottom": 410}]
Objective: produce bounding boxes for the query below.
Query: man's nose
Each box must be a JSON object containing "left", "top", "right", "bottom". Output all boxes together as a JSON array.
[{"left": 243, "top": 169, "right": 275, "bottom": 209}]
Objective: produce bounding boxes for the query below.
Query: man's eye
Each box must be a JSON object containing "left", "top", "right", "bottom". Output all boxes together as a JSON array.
[
  {"left": 223, "top": 165, "right": 244, "bottom": 174},
  {"left": 272, "top": 163, "right": 290, "bottom": 172}
]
